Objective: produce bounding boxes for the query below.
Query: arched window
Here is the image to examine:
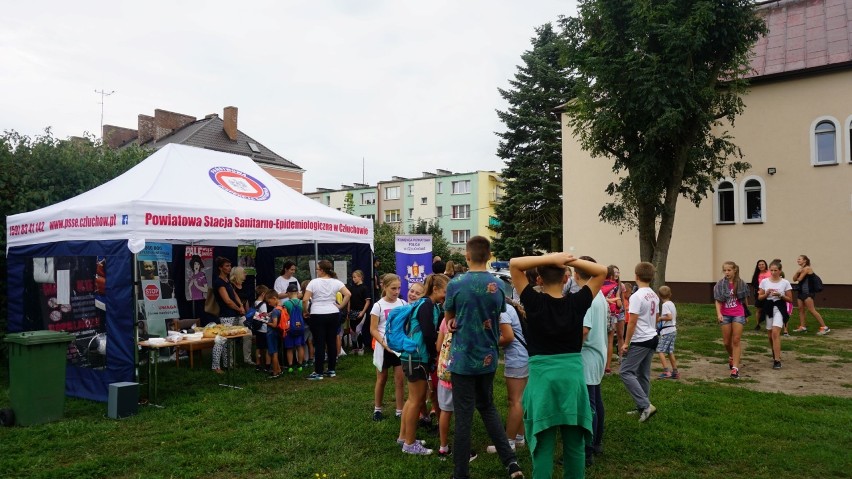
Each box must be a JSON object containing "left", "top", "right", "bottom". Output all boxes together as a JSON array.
[
  {"left": 715, "top": 180, "right": 736, "bottom": 224},
  {"left": 741, "top": 176, "right": 766, "bottom": 223},
  {"left": 811, "top": 117, "right": 840, "bottom": 166},
  {"left": 846, "top": 115, "right": 852, "bottom": 163}
]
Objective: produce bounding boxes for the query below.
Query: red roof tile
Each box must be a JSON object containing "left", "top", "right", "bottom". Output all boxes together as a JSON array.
[{"left": 749, "top": 0, "right": 852, "bottom": 78}]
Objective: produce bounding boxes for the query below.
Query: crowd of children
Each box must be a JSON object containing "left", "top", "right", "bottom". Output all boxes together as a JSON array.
[{"left": 205, "top": 242, "right": 835, "bottom": 479}]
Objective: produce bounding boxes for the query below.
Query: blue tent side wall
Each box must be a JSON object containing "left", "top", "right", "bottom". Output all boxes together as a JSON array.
[
  {"left": 7, "top": 240, "right": 134, "bottom": 402},
  {"left": 6, "top": 240, "right": 372, "bottom": 402}
]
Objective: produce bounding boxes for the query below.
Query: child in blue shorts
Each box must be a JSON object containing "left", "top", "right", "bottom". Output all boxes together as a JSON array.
[
  {"left": 282, "top": 283, "right": 306, "bottom": 372},
  {"left": 264, "top": 290, "right": 283, "bottom": 378}
]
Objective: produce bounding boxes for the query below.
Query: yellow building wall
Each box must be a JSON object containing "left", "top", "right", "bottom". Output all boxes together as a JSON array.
[{"left": 563, "top": 69, "right": 852, "bottom": 285}]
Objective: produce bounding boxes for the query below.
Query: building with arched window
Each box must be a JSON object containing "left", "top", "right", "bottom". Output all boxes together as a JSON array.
[{"left": 560, "top": 0, "right": 852, "bottom": 307}]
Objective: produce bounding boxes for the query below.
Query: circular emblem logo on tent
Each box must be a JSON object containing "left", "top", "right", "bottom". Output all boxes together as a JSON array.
[{"left": 208, "top": 167, "right": 271, "bottom": 201}]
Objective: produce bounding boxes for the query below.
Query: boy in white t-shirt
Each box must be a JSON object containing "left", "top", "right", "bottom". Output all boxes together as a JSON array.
[
  {"left": 620, "top": 262, "right": 660, "bottom": 422},
  {"left": 655, "top": 286, "right": 679, "bottom": 380}
]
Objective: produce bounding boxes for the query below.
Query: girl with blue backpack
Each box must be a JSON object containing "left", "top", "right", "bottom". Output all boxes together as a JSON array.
[{"left": 398, "top": 274, "right": 447, "bottom": 455}]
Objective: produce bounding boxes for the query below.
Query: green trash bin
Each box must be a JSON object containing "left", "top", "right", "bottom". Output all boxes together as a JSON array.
[{"left": 4, "top": 331, "right": 74, "bottom": 426}]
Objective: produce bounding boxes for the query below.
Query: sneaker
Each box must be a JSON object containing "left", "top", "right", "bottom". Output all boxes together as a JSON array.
[
  {"left": 469, "top": 450, "right": 478, "bottom": 463},
  {"left": 372, "top": 410, "right": 384, "bottom": 421},
  {"left": 730, "top": 367, "right": 739, "bottom": 379},
  {"left": 773, "top": 360, "right": 782, "bottom": 370},
  {"left": 297, "top": 366, "right": 303, "bottom": 372},
  {"left": 515, "top": 436, "right": 526, "bottom": 447},
  {"left": 396, "top": 438, "right": 426, "bottom": 446},
  {"left": 324, "top": 370, "right": 336, "bottom": 378},
  {"left": 817, "top": 327, "right": 831, "bottom": 336},
  {"left": 307, "top": 372, "right": 324, "bottom": 380},
  {"left": 754, "top": 324, "right": 762, "bottom": 331},
  {"left": 287, "top": 367, "right": 294, "bottom": 373},
  {"left": 728, "top": 356, "right": 733, "bottom": 370},
  {"left": 793, "top": 326, "right": 807, "bottom": 333},
  {"left": 671, "top": 370, "right": 680, "bottom": 380},
  {"left": 507, "top": 462, "right": 524, "bottom": 478},
  {"left": 395, "top": 411, "right": 402, "bottom": 419},
  {"left": 339, "top": 349, "right": 347, "bottom": 357},
  {"left": 783, "top": 332, "right": 790, "bottom": 337},
  {"left": 269, "top": 372, "right": 282, "bottom": 379},
  {"left": 658, "top": 372, "right": 672, "bottom": 379},
  {"left": 626, "top": 409, "right": 641, "bottom": 415},
  {"left": 604, "top": 368, "right": 612, "bottom": 375},
  {"left": 638, "top": 404, "right": 657, "bottom": 422},
  {"left": 437, "top": 448, "right": 451, "bottom": 461},
  {"left": 486, "top": 441, "right": 516, "bottom": 454},
  {"left": 401, "top": 441, "right": 433, "bottom": 455}
]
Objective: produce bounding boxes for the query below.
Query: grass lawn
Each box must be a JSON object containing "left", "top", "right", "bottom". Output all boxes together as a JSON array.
[{"left": 0, "top": 304, "right": 850, "bottom": 479}]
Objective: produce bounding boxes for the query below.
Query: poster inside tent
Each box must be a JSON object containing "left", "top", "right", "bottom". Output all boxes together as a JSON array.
[
  {"left": 237, "top": 244, "right": 257, "bottom": 275},
  {"left": 32, "top": 255, "right": 106, "bottom": 368},
  {"left": 185, "top": 246, "right": 214, "bottom": 301},
  {"left": 137, "top": 242, "right": 179, "bottom": 330},
  {"left": 394, "top": 235, "right": 432, "bottom": 300}
]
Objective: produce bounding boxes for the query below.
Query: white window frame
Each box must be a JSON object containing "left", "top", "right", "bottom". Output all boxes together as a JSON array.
[
  {"left": 436, "top": 206, "right": 443, "bottom": 218},
  {"left": 436, "top": 182, "right": 443, "bottom": 194},
  {"left": 452, "top": 180, "right": 471, "bottom": 194},
  {"left": 384, "top": 209, "right": 401, "bottom": 223},
  {"left": 420, "top": 197, "right": 428, "bottom": 205},
  {"left": 810, "top": 116, "right": 841, "bottom": 166},
  {"left": 361, "top": 214, "right": 376, "bottom": 221},
  {"left": 739, "top": 175, "right": 766, "bottom": 224},
  {"left": 452, "top": 204, "right": 471, "bottom": 219},
  {"left": 452, "top": 229, "right": 470, "bottom": 244},
  {"left": 714, "top": 179, "right": 737, "bottom": 225},
  {"left": 408, "top": 184, "right": 414, "bottom": 196},
  {"left": 408, "top": 208, "right": 414, "bottom": 219},
  {"left": 845, "top": 115, "right": 852, "bottom": 164},
  {"left": 361, "top": 192, "right": 376, "bottom": 205},
  {"left": 385, "top": 186, "right": 400, "bottom": 200}
]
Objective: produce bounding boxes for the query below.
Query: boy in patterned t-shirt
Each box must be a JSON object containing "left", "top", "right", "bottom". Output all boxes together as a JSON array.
[{"left": 445, "top": 236, "right": 523, "bottom": 479}]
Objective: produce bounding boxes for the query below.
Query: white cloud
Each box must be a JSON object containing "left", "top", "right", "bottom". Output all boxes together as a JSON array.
[{"left": 0, "top": 0, "right": 577, "bottom": 191}]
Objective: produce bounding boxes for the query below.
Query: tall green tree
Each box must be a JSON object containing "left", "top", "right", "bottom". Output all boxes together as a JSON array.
[
  {"left": 343, "top": 191, "right": 355, "bottom": 215},
  {"left": 561, "top": 0, "right": 766, "bottom": 286},
  {"left": 0, "top": 130, "right": 150, "bottom": 350},
  {"left": 492, "top": 21, "right": 575, "bottom": 260}
]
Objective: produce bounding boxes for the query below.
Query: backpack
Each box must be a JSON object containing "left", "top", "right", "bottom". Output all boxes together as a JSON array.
[
  {"left": 811, "top": 274, "right": 824, "bottom": 293},
  {"left": 436, "top": 329, "right": 453, "bottom": 382},
  {"left": 601, "top": 280, "right": 620, "bottom": 315},
  {"left": 282, "top": 299, "right": 305, "bottom": 336},
  {"left": 273, "top": 306, "right": 290, "bottom": 338},
  {"left": 384, "top": 298, "right": 426, "bottom": 358}
]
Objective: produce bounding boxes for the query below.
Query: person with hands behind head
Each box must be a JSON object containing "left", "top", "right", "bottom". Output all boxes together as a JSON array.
[{"left": 509, "top": 252, "right": 606, "bottom": 479}]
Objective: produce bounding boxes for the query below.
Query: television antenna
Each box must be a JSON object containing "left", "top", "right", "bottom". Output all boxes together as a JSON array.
[{"left": 94, "top": 89, "right": 115, "bottom": 138}]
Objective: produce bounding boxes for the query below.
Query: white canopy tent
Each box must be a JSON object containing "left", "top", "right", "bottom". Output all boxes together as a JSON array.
[{"left": 6, "top": 143, "right": 373, "bottom": 251}]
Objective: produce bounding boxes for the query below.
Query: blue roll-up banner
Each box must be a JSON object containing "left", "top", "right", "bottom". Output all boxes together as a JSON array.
[{"left": 395, "top": 235, "right": 432, "bottom": 300}]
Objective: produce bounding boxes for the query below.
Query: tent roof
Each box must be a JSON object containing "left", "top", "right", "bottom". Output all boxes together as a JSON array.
[{"left": 6, "top": 144, "right": 372, "bottom": 251}]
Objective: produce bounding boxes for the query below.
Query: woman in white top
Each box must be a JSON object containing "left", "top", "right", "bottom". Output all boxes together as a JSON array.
[
  {"left": 758, "top": 260, "right": 793, "bottom": 370},
  {"left": 302, "top": 260, "right": 350, "bottom": 380}
]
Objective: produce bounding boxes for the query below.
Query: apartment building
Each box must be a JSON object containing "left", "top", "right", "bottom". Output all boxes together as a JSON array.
[{"left": 306, "top": 170, "right": 503, "bottom": 250}]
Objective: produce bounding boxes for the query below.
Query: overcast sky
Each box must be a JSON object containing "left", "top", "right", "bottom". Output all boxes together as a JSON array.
[{"left": 2, "top": 1, "right": 578, "bottom": 192}]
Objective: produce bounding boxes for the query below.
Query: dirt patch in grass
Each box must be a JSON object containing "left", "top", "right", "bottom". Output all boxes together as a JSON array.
[{"left": 618, "top": 328, "right": 852, "bottom": 398}]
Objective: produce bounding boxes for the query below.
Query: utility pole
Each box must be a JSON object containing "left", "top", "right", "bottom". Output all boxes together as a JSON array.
[{"left": 94, "top": 89, "right": 115, "bottom": 138}]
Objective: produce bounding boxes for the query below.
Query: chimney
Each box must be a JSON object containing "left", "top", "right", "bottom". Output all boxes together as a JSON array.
[
  {"left": 102, "top": 125, "right": 138, "bottom": 149},
  {"left": 154, "top": 109, "right": 196, "bottom": 141},
  {"left": 223, "top": 106, "right": 238, "bottom": 141},
  {"left": 138, "top": 114, "right": 155, "bottom": 144}
]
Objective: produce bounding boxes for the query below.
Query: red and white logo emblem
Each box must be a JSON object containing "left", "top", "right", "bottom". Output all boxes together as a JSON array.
[{"left": 209, "top": 167, "right": 270, "bottom": 201}]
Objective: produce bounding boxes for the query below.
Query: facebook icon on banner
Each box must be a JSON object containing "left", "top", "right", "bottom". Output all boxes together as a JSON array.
[{"left": 121, "top": 215, "right": 129, "bottom": 225}]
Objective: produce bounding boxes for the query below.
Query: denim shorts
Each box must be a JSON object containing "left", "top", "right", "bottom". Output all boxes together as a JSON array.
[
  {"left": 721, "top": 315, "right": 746, "bottom": 325},
  {"left": 437, "top": 382, "right": 453, "bottom": 412},
  {"left": 504, "top": 364, "right": 529, "bottom": 379}
]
